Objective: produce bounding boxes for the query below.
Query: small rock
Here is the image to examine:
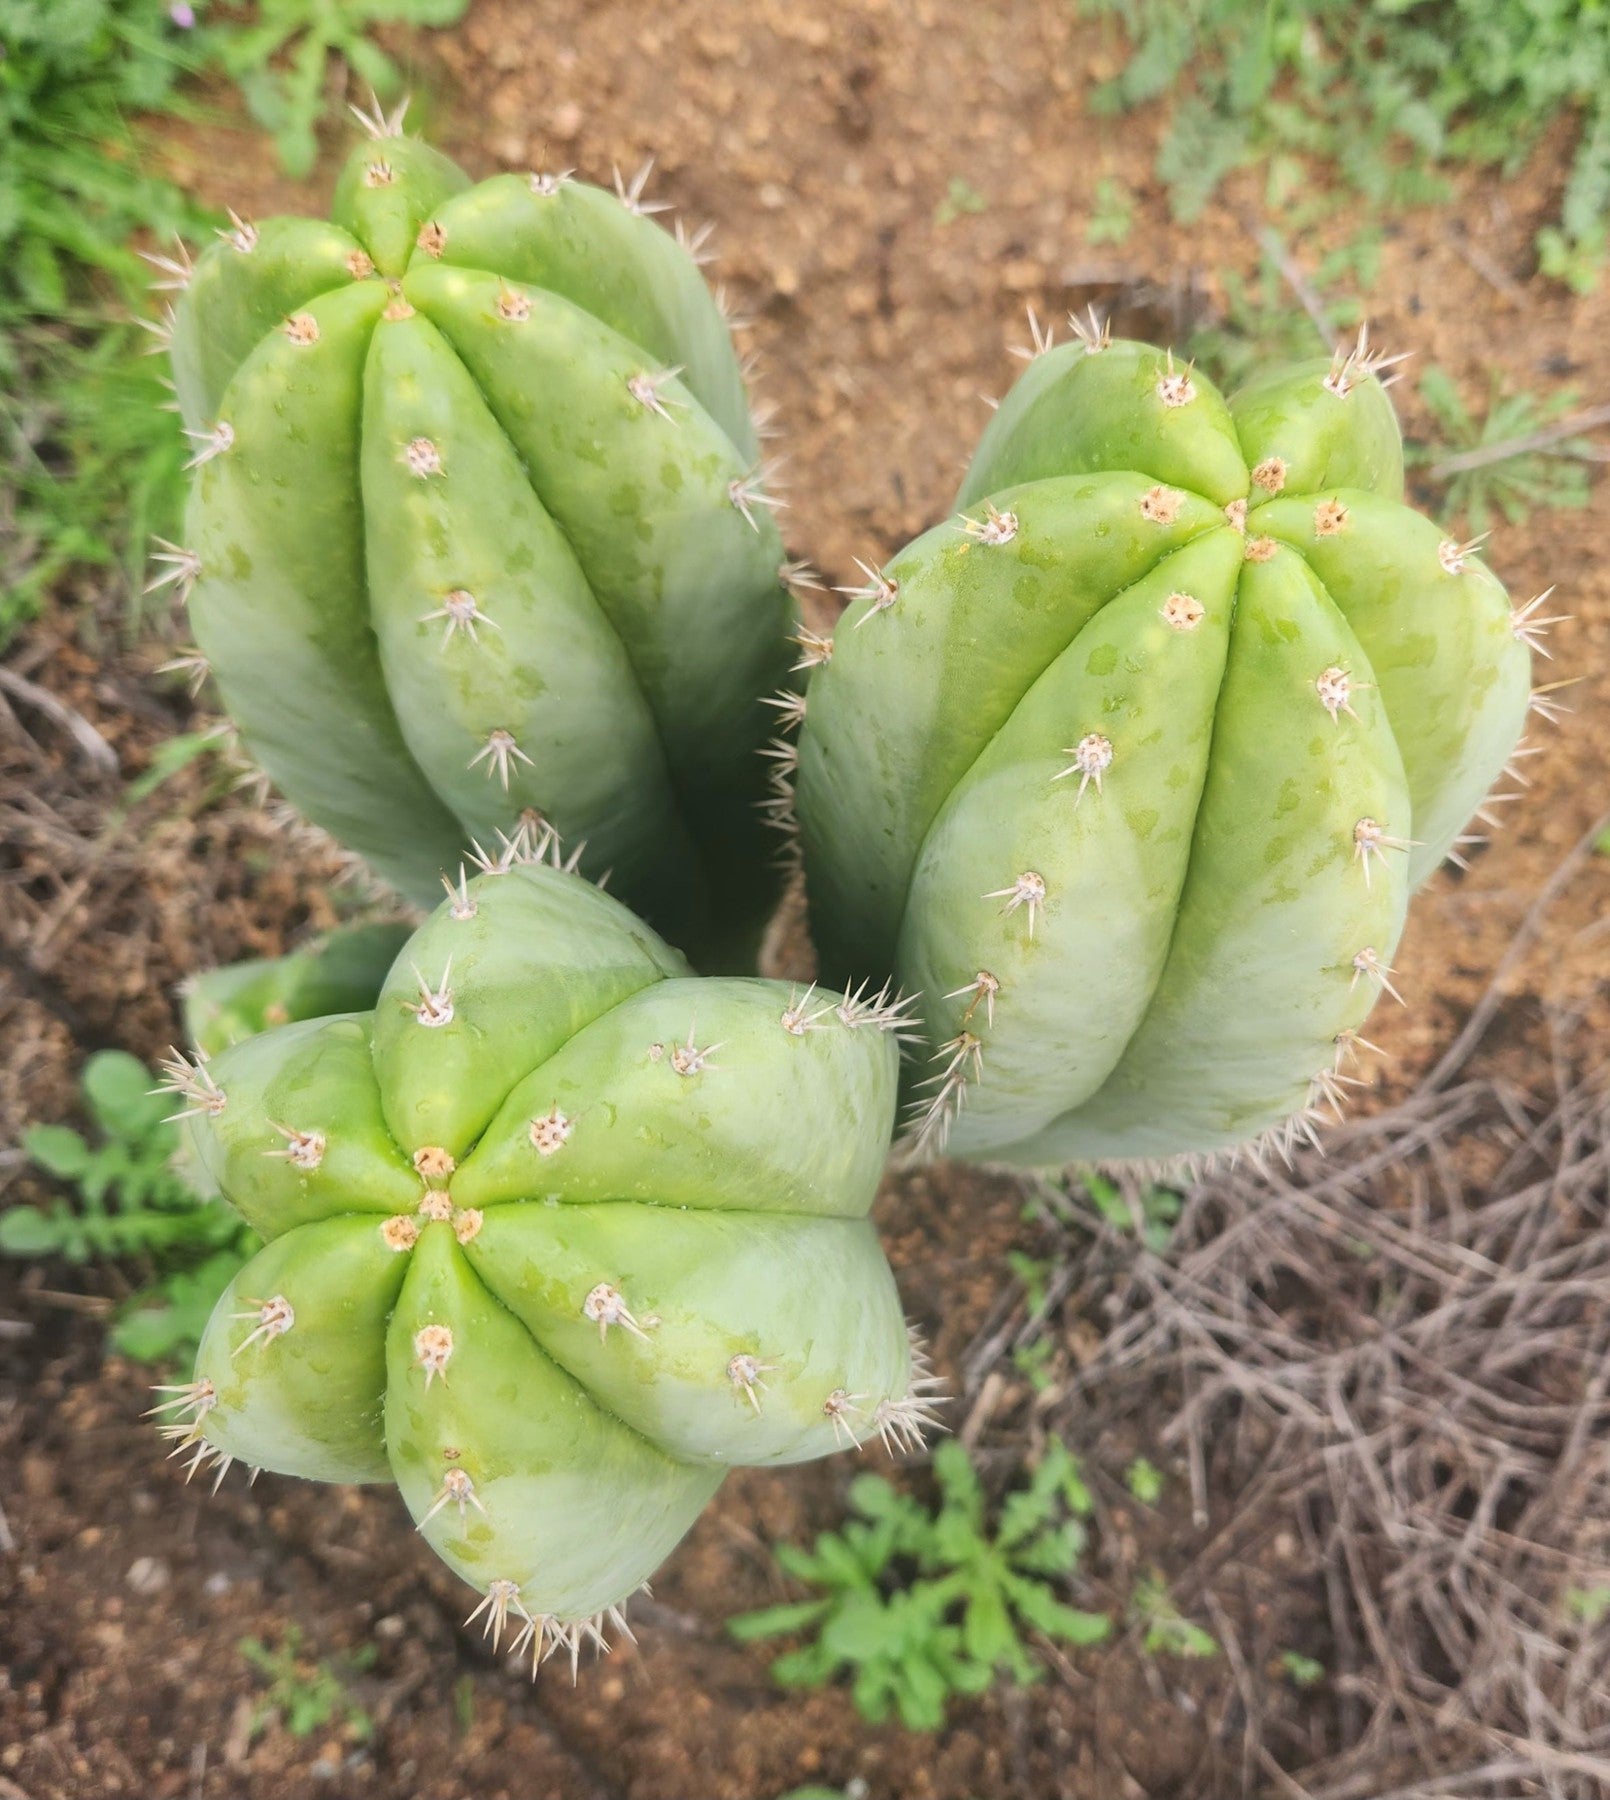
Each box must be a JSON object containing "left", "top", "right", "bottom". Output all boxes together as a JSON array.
[
  {"left": 550, "top": 102, "right": 584, "bottom": 142},
  {"left": 126, "top": 1556, "right": 170, "bottom": 1595}
]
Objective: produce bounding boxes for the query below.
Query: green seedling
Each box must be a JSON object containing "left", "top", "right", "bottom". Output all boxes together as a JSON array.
[
  {"left": 1131, "top": 1571, "right": 1219, "bottom": 1660},
  {"left": 3, "top": 1050, "right": 257, "bottom": 1362},
  {"left": 1412, "top": 365, "right": 1598, "bottom": 533},
  {"left": 730, "top": 1437, "right": 1109, "bottom": 1731},
  {"left": 239, "top": 1625, "right": 375, "bottom": 1744},
  {"left": 209, "top": 1, "right": 469, "bottom": 177},
  {"left": 1125, "top": 1458, "right": 1164, "bottom": 1505},
  {"left": 1281, "top": 1649, "right": 1325, "bottom": 1688}
]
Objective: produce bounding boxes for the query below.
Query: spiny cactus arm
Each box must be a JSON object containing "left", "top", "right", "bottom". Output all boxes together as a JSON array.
[
  {"left": 370, "top": 866, "right": 688, "bottom": 1159},
  {"left": 1229, "top": 353, "right": 1406, "bottom": 501},
  {"left": 358, "top": 306, "right": 702, "bottom": 912},
  {"left": 402, "top": 263, "right": 790, "bottom": 796},
  {"left": 1015, "top": 548, "right": 1411, "bottom": 1163},
  {"left": 425, "top": 172, "right": 756, "bottom": 457},
  {"left": 188, "top": 1215, "right": 410, "bottom": 1482},
  {"left": 185, "top": 281, "right": 467, "bottom": 902},
  {"left": 330, "top": 135, "right": 472, "bottom": 278},
  {"left": 1256, "top": 493, "right": 1531, "bottom": 882},
  {"left": 897, "top": 527, "right": 1245, "bottom": 1158},
  {"left": 386, "top": 1224, "right": 720, "bottom": 1623},
  {"left": 464, "top": 1206, "right": 911, "bottom": 1467},
  {"left": 170, "top": 217, "right": 369, "bottom": 430},
  {"left": 797, "top": 477, "right": 1228, "bottom": 984},
  {"left": 452, "top": 975, "right": 900, "bottom": 1216},
  {"left": 182, "top": 1016, "right": 420, "bottom": 1237},
  {"left": 184, "top": 922, "right": 413, "bottom": 1058},
  {"left": 956, "top": 338, "right": 1249, "bottom": 510}
]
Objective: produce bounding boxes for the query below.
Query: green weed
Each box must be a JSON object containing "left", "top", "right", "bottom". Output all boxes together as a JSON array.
[
  {"left": 208, "top": 0, "right": 468, "bottom": 178},
  {"left": 1085, "top": 176, "right": 1134, "bottom": 245},
  {"left": 729, "top": 1438, "right": 1110, "bottom": 1731},
  {"left": 1130, "top": 1571, "right": 1219, "bottom": 1660},
  {"left": 1, "top": 1049, "right": 257, "bottom": 1362},
  {"left": 238, "top": 1626, "right": 375, "bottom": 1743},
  {"left": 1410, "top": 364, "right": 1598, "bottom": 532},
  {"left": 935, "top": 176, "right": 987, "bottom": 226},
  {"left": 1083, "top": 0, "right": 1610, "bottom": 285},
  {"left": 1281, "top": 1649, "right": 1325, "bottom": 1688}
]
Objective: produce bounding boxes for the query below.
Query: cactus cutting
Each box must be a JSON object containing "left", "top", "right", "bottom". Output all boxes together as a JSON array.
[
  {"left": 160, "top": 106, "right": 793, "bottom": 969},
  {"left": 154, "top": 853, "right": 937, "bottom": 1671},
  {"left": 795, "top": 323, "right": 1539, "bottom": 1167}
]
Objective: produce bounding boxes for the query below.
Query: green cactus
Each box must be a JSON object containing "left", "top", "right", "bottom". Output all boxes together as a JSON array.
[
  {"left": 150, "top": 106, "right": 795, "bottom": 971},
  {"left": 794, "top": 322, "right": 1544, "bottom": 1166},
  {"left": 183, "top": 921, "right": 413, "bottom": 1058},
  {"left": 151, "top": 848, "right": 938, "bottom": 1669}
]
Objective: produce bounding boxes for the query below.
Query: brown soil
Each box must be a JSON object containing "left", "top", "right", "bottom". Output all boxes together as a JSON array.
[{"left": 3, "top": 4, "right": 1608, "bottom": 1799}]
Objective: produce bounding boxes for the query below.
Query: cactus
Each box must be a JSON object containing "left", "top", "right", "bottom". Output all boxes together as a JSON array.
[
  {"left": 152, "top": 845, "right": 938, "bottom": 1668},
  {"left": 183, "top": 921, "right": 413, "bottom": 1058},
  {"left": 794, "top": 322, "right": 1545, "bottom": 1166},
  {"left": 152, "top": 106, "right": 793, "bottom": 970}
]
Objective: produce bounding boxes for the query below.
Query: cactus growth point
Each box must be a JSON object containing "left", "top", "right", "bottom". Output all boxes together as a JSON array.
[
  {"left": 160, "top": 114, "right": 792, "bottom": 969},
  {"left": 795, "top": 325, "right": 1538, "bottom": 1166},
  {"left": 156, "top": 856, "right": 936, "bottom": 1664}
]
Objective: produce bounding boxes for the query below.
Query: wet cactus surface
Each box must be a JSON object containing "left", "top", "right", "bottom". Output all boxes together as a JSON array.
[
  {"left": 795, "top": 324, "right": 1539, "bottom": 1165},
  {"left": 153, "top": 858, "right": 938, "bottom": 1672},
  {"left": 157, "top": 116, "right": 792, "bottom": 971}
]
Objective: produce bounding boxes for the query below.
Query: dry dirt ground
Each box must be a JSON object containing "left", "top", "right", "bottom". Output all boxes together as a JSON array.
[{"left": 3, "top": 4, "right": 1609, "bottom": 1798}]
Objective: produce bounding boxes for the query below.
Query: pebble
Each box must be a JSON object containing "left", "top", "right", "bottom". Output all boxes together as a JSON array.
[{"left": 126, "top": 1556, "right": 170, "bottom": 1595}]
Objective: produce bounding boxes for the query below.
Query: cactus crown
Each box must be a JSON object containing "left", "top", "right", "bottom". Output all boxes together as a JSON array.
[
  {"left": 162, "top": 123, "right": 792, "bottom": 969},
  {"left": 795, "top": 324, "right": 1536, "bottom": 1166},
  {"left": 160, "top": 863, "right": 937, "bottom": 1668}
]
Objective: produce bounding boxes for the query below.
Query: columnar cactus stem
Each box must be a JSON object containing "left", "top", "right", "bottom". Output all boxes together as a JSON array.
[
  {"left": 161, "top": 115, "right": 792, "bottom": 969},
  {"left": 159, "top": 865, "right": 936, "bottom": 1667},
  {"left": 795, "top": 326, "right": 1536, "bottom": 1166}
]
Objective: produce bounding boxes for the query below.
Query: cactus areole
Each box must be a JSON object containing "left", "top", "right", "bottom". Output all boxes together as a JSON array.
[
  {"left": 795, "top": 325, "right": 1538, "bottom": 1166},
  {"left": 154, "top": 863, "right": 937, "bottom": 1668},
  {"left": 163, "top": 117, "right": 791, "bottom": 970}
]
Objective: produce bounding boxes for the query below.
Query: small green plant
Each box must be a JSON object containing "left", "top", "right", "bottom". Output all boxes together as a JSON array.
[
  {"left": 935, "top": 176, "right": 987, "bottom": 226},
  {"left": 1537, "top": 222, "right": 1605, "bottom": 296},
  {"left": 1080, "top": 1174, "right": 1182, "bottom": 1255},
  {"left": 0, "top": 0, "right": 207, "bottom": 646},
  {"left": 238, "top": 1626, "right": 375, "bottom": 1744},
  {"left": 1125, "top": 1457, "right": 1164, "bottom": 1505},
  {"left": 1, "top": 1050, "right": 257, "bottom": 1361},
  {"left": 1563, "top": 1585, "right": 1610, "bottom": 1629},
  {"left": 1085, "top": 0, "right": 1610, "bottom": 282},
  {"left": 1131, "top": 1571, "right": 1219, "bottom": 1660},
  {"left": 730, "top": 1437, "right": 1111, "bottom": 1730},
  {"left": 1411, "top": 365, "right": 1598, "bottom": 532},
  {"left": 1185, "top": 231, "right": 1377, "bottom": 395},
  {"left": 1281, "top": 1649, "right": 1325, "bottom": 1688},
  {"left": 208, "top": 0, "right": 470, "bottom": 178},
  {"left": 1085, "top": 176, "right": 1134, "bottom": 246}
]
